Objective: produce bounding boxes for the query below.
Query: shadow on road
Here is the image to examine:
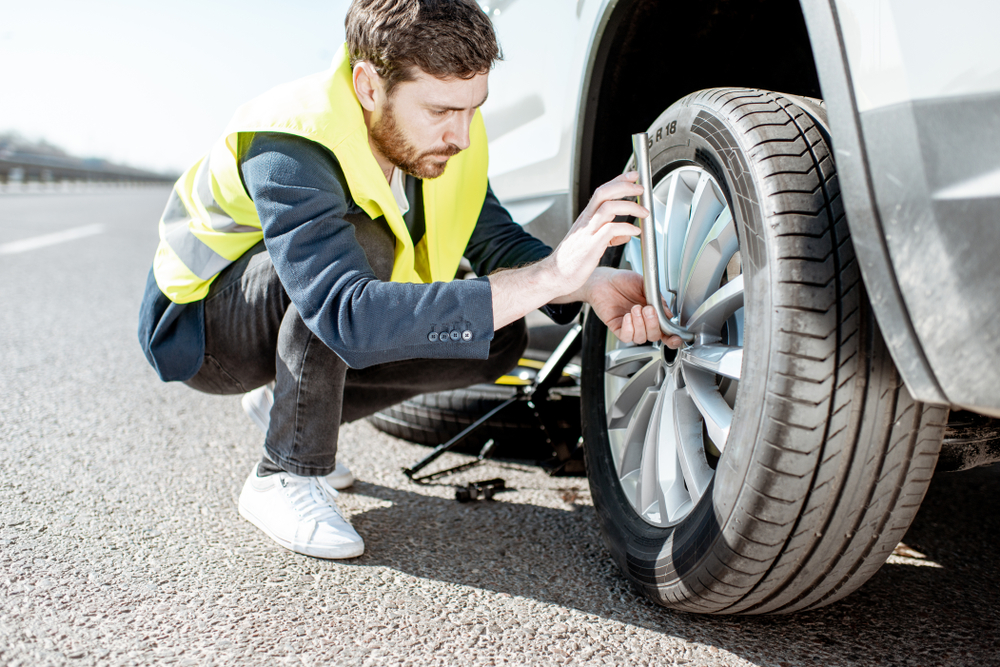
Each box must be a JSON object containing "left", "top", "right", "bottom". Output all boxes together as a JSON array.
[{"left": 335, "top": 464, "right": 1000, "bottom": 666}]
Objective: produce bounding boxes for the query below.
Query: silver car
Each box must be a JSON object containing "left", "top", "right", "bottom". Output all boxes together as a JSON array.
[{"left": 474, "top": 0, "right": 1000, "bottom": 614}]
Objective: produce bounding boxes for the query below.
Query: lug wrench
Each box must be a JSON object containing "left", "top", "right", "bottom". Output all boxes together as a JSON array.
[{"left": 631, "top": 132, "right": 693, "bottom": 343}]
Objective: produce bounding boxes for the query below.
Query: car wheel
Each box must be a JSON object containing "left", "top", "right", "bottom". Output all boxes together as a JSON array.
[{"left": 581, "top": 88, "right": 948, "bottom": 614}]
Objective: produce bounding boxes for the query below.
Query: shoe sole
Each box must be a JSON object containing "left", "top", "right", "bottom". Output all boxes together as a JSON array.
[
  {"left": 238, "top": 503, "right": 365, "bottom": 560},
  {"left": 325, "top": 470, "right": 355, "bottom": 490}
]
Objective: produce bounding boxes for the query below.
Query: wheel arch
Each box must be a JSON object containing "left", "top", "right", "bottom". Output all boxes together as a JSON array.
[{"left": 571, "top": 0, "right": 947, "bottom": 406}]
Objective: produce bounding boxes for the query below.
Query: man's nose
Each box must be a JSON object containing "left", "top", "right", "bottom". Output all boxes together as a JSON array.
[{"left": 443, "top": 113, "right": 472, "bottom": 151}]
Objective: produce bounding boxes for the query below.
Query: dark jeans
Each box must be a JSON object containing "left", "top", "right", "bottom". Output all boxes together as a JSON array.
[{"left": 183, "top": 214, "right": 527, "bottom": 476}]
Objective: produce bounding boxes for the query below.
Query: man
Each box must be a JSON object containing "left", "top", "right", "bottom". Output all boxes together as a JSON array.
[{"left": 139, "top": 0, "right": 680, "bottom": 560}]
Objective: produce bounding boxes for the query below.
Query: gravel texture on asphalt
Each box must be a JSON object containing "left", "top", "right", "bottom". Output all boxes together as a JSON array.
[{"left": 1, "top": 190, "right": 998, "bottom": 666}]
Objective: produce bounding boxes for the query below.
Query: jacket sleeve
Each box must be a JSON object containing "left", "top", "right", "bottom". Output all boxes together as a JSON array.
[
  {"left": 240, "top": 132, "right": 495, "bottom": 369},
  {"left": 465, "top": 185, "right": 583, "bottom": 326}
]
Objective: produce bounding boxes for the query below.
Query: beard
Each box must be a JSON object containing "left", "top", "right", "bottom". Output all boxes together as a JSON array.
[{"left": 369, "top": 101, "right": 462, "bottom": 180}]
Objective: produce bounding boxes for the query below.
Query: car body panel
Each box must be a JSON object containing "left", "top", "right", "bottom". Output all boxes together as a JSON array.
[
  {"left": 479, "top": 0, "right": 586, "bottom": 246},
  {"left": 861, "top": 94, "right": 1000, "bottom": 416},
  {"left": 827, "top": 0, "right": 1000, "bottom": 415},
  {"left": 483, "top": 0, "right": 1000, "bottom": 415},
  {"left": 834, "top": 0, "right": 1000, "bottom": 112}
]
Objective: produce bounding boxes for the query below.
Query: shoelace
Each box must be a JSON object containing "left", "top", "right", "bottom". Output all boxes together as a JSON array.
[{"left": 283, "top": 477, "right": 344, "bottom": 523}]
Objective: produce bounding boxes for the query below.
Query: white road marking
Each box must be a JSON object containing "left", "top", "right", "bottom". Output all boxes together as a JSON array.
[{"left": 0, "top": 224, "right": 106, "bottom": 255}]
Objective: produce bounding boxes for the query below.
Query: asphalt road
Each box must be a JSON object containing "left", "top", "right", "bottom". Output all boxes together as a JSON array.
[{"left": 1, "top": 189, "right": 998, "bottom": 667}]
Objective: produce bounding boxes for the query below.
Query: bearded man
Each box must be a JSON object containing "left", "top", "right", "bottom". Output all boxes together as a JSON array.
[{"left": 138, "top": 0, "right": 680, "bottom": 559}]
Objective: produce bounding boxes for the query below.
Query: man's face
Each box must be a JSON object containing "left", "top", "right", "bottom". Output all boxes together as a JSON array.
[{"left": 368, "top": 68, "right": 489, "bottom": 180}]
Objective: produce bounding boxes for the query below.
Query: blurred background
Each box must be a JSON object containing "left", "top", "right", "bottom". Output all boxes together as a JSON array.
[{"left": 1, "top": 0, "right": 352, "bottom": 184}]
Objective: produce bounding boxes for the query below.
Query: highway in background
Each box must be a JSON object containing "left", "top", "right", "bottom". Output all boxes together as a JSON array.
[{"left": 1, "top": 190, "right": 998, "bottom": 666}]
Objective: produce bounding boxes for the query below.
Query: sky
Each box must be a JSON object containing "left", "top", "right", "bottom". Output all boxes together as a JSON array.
[{"left": 0, "top": 0, "right": 353, "bottom": 174}]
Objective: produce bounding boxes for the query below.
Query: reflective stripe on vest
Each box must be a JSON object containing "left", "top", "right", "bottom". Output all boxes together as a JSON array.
[{"left": 153, "top": 42, "right": 488, "bottom": 304}]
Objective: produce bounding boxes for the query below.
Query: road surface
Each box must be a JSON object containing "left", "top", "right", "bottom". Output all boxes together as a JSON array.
[{"left": 1, "top": 189, "right": 998, "bottom": 666}]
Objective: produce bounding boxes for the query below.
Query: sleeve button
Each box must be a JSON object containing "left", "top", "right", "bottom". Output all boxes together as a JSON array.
[
  {"left": 450, "top": 330, "right": 461, "bottom": 341},
  {"left": 428, "top": 332, "right": 438, "bottom": 342},
  {"left": 461, "top": 330, "right": 473, "bottom": 342}
]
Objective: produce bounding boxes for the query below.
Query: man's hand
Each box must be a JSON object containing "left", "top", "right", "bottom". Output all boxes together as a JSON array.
[
  {"left": 540, "top": 172, "right": 647, "bottom": 295},
  {"left": 583, "top": 267, "right": 685, "bottom": 349},
  {"left": 489, "top": 172, "right": 647, "bottom": 330}
]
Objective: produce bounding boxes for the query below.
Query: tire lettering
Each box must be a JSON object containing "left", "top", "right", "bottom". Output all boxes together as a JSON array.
[{"left": 655, "top": 121, "right": 678, "bottom": 142}]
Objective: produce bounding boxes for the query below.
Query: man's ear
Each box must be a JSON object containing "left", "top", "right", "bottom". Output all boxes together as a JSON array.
[{"left": 353, "top": 62, "right": 381, "bottom": 113}]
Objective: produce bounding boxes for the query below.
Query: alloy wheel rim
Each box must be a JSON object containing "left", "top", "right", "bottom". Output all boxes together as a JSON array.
[{"left": 604, "top": 165, "right": 745, "bottom": 528}]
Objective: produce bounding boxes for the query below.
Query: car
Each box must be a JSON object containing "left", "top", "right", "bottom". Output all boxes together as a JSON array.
[{"left": 378, "top": 0, "right": 1000, "bottom": 614}]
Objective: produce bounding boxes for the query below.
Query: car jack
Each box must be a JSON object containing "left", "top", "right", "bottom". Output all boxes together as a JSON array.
[{"left": 402, "top": 321, "right": 584, "bottom": 484}]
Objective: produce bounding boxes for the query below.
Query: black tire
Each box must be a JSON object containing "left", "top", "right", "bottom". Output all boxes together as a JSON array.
[
  {"left": 369, "top": 382, "right": 581, "bottom": 460},
  {"left": 582, "top": 88, "right": 947, "bottom": 614}
]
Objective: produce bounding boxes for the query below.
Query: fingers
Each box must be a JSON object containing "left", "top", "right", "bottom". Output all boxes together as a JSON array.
[
  {"left": 641, "top": 305, "right": 661, "bottom": 342},
  {"left": 662, "top": 296, "right": 674, "bottom": 319},
  {"left": 663, "top": 334, "right": 684, "bottom": 350},
  {"left": 603, "top": 171, "right": 640, "bottom": 187},
  {"left": 629, "top": 306, "right": 647, "bottom": 344},
  {"left": 596, "top": 222, "right": 641, "bottom": 247},
  {"left": 619, "top": 310, "right": 634, "bottom": 343},
  {"left": 615, "top": 310, "right": 687, "bottom": 348},
  {"left": 582, "top": 175, "right": 646, "bottom": 220},
  {"left": 592, "top": 198, "right": 648, "bottom": 224},
  {"left": 616, "top": 305, "right": 658, "bottom": 345},
  {"left": 592, "top": 181, "right": 644, "bottom": 209}
]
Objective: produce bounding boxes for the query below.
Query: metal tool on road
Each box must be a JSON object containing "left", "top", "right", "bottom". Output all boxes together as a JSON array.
[
  {"left": 455, "top": 478, "right": 507, "bottom": 502},
  {"left": 631, "top": 132, "right": 694, "bottom": 343}
]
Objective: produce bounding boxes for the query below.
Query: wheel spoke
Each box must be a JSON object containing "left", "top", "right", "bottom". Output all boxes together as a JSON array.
[
  {"left": 677, "top": 208, "right": 737, "bottom": 322},
  {"left": 678, "top": 343, "right": 743, "bottom": 381},
  {"left": 655, "top": 379, "right": 695, "bottom": 522},
  {"left": 682, "top": 366, "right": 734, "bottom": 452},
  {"left": 677, "top": 175, "right": 726, "bottom": 314},
  {"left": 637, "top": 386, "right": 668, "bottom": 521},
  {"left": 673, "top": 388, "right": 715, "bottom": 506},
  {"left": 685, "top": 274, "right": 744, "bottom": 335},
  {"left": 605, "top": 345, "right": 660, "bottom": 378},
  {"left": 615, "top": 386, "right": 659, "bottom": 480},
  {"left": 606, "top": 357, "right": 662, "bottom": 429},
  {"left": 660, "top": 170, "right": 697, "bottom": 306}
]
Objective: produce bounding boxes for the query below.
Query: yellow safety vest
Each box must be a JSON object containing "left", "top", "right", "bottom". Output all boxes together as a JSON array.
[{"left": 153, "top": 43, "right": 489, "bottom": 304}]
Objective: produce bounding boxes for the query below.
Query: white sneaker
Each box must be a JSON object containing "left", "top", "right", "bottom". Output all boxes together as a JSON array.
[
  {"left": 238, "top": 463, "right": 365, "bottom": 559},
  {"left": 241, "top": 384, "right": 355, "bottom": 489}
]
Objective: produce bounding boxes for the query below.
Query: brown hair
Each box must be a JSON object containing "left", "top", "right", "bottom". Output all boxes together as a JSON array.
[{"left": 345, "top": 0, "right": 501, "bottom": 95}]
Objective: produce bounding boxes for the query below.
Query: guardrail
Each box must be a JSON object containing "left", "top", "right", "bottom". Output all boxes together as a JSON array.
[{"left": 0, "top": 151, "right": 177, "bottom": 186}]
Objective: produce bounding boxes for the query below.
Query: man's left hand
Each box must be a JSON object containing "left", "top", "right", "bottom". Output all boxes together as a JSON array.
[{"left": 582, "top": 267, "right": 685, "bottom": 348}]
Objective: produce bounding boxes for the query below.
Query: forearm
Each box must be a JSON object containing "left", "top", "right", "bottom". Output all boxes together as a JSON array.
[{"left": 488, "top": 260, "right": 565, "bottom": 330}]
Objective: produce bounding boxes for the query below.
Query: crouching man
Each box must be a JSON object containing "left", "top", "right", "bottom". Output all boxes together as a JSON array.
[{"left": 138, "top": 0, "right": 680, "bottom": 559}]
